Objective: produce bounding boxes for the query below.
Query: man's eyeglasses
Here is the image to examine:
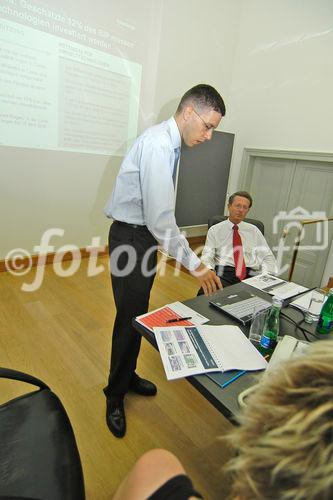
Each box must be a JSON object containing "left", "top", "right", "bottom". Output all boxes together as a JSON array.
[{"left": 192, "top": 109, "right": 215, "bottom": 132}]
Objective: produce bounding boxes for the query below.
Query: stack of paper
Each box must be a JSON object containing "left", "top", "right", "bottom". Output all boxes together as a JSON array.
[
  {"left": 243, "top": 274, "right": 308, "bottom": 299},
  {"left": 154, "top": 324, "right": 268, "bottom": 380},
  {"left": 290, "top": 289, "right": 326, "bottom": 313}
]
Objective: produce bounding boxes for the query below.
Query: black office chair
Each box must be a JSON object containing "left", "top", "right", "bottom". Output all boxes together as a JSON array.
[
  {"left": 208, "top": 215, "right": 265, "bottom": 235},
  {"left": 0, "top": 367, "right": 85, "bottom": 500}
]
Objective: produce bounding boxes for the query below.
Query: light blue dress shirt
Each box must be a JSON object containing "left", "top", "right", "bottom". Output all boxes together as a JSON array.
[{"left": 104, "top": 117, "right": 201, "bottom": 271}]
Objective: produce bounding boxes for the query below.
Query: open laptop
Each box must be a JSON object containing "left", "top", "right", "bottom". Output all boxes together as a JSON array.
[{"left": 209, "top": 289, "right": 271, "bottom": 325}]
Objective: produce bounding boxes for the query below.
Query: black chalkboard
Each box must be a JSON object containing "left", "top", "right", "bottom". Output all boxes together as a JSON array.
[{"left": 175, "top": 131, "right": 234, "bottom": 227}]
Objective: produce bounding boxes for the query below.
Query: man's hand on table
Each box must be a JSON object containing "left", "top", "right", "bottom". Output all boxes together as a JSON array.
[{"left": 192, "top": 263, "right": 223, "bottom": 296}]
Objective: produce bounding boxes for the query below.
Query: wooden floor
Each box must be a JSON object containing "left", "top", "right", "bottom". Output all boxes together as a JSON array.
[{"left": 0, "top": 255, "right": 233, "bottom": 499}]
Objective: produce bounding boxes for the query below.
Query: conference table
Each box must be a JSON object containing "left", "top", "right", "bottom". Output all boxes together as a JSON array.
[{"left": 133, "top": 282, "right": 318, "bottom": 422}]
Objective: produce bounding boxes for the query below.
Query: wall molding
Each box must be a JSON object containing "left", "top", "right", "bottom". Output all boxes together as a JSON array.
[
  {"left": 0, "top": 247, "right": 109, "bottom": 273},
  {"left": 180, "top": 224, "right": 208, "bottom": 238},
  {"left": 243, "top": 147, "right": 333, "bottom": 162},
  {"left": 239, "top": 147, "right": 333, "bottom": 188},
  {"left": 0, "top": 236, "right": 206, "bottom": 273}
]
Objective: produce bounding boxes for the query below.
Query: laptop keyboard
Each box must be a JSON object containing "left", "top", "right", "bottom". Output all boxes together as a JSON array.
[{"left": 223, "top": 296, "right": 270, "bottom": 319}]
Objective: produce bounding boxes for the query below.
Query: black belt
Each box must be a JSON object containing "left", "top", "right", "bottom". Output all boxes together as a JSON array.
[
  {"left": 215, "top": 265, "right": 255, "bottom": 275},
  {"left": 114, "top": 220, "right": 147, "bottom": 229}
]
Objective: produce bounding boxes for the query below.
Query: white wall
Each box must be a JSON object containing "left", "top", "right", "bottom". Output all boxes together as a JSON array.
[
  {"left": 152, "top": 0, "right": 241, "bottom": 123},
  {"left": 2, "top": 0, "right": 333, "bottom": 280},
  {"left": 225, "top": 0, "right": 333, "bottom": 284},
  {"left": 1, "top": 147, "right": 121, "bottom": 259},
  {"left": 226, "top": 0, "right": 333, "bottom": 191},
  {"left": 0, "top": 0, "right": 241, "bottom": 260}
]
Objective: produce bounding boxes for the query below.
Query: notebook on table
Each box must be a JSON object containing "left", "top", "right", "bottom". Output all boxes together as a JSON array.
[
  {"left": 153, "top": 325, "right": 268, "bottom": 381},
  {"left": 209, "top": 289, "right": 271, "bottom": 325},
  {"left": 207, "top": 370, "right": 243, "bottom": 388}
]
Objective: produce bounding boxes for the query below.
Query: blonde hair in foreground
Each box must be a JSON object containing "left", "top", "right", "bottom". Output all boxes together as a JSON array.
[{"left": 227, "top": 339, "right": 333, "bottom": 500}]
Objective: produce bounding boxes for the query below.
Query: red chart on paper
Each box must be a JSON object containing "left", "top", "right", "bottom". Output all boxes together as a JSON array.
[{"left": 138, "top": 306, "right": 193, "bottom": 331}]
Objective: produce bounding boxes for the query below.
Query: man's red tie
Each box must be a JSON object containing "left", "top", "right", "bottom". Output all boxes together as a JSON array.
[{"left": 233, "top": 225, "right": 246, "bottom": 280}]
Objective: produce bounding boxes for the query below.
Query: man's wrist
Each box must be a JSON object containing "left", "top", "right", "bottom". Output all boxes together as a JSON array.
[{"left": 188, "top": 255, "right": 201, "bottom": 272}]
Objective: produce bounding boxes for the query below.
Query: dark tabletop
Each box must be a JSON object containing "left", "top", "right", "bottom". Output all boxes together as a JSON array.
[{"left": 133, "top": 282, "right": 318, "bottom": 422}]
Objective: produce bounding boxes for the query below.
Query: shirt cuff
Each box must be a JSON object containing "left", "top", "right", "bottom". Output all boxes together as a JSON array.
[{"left": 187, "top": 254, "right": 201, "bottom": 272}]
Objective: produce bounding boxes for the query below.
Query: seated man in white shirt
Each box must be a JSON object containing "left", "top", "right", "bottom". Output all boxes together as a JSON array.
[{"left": 200, "top": 191, "right": 277, "bottom": 290}]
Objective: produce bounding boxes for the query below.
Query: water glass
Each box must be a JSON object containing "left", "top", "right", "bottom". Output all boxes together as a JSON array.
[
  {"left": 304, "top": 290, "right": 326, "bottom": 324},
  {"left": 249, "top": 308, "right": 268, "bottom": 345}
]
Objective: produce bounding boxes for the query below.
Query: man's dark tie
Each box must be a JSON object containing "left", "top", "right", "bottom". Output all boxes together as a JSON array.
[
  {"left": 172, "top": 147, "right": 180, "bottom": 186},
  {"left": 233, "top": 225, "right": 246, "bottom": 280}
]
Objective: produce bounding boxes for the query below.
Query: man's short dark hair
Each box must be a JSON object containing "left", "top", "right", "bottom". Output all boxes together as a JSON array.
[
  {"left": 176, "top": 84, "right": 226, "bottom": 116},
  {"left": 228, "top": 191, "right": 253, "bottom": 208}
]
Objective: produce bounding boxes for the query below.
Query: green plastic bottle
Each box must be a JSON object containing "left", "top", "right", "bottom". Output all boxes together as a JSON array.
[
  {"left": 259, "top": 296, "right": 283, "bottom": 356},
  {"left": 316, "top": 288, "right": 333, "bottom": 335}
]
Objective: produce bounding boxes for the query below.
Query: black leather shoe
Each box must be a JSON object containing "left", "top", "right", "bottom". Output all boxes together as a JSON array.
[
  {"left": 129, "top": 375, "right": 157, "bottom": 396},
  {"left": 106, "top": 398, "right": 126, "bottom": 438}
]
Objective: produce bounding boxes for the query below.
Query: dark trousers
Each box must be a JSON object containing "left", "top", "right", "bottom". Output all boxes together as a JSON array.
[
  {"left": 197, "top": 265, "right": 254, "bottom": 295},
  {"left": 104, "top": 221, "right": 157, "bottom": 399}
]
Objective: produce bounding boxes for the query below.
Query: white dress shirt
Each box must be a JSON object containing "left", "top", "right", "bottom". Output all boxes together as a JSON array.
[
  {"left": 104, "top": 117, "right": 201, "bottom": 271},
  {"left": 201, "top": 218, "right": 277, "bottom": 274}
]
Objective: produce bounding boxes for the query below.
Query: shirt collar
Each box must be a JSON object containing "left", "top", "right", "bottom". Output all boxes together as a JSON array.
[
  {"left": 226, "top": 218, "right": 234, "bottom": 229},
  {"left": 168, "top": 116, "right": 181, "bottom": 150},
  {"left": 227, "top": 218, "right": 245, "bottom": 229}
]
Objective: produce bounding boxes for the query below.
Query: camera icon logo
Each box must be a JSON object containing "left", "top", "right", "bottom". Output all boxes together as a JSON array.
[{"left": 273, "top": 206, "right": 329, "bottom": 251}]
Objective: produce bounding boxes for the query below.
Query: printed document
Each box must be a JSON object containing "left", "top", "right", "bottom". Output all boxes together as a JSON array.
[
  {"left": 136, "top": 302, "right": 209, "bottom": 332},
  {"left": 243, "top": 274, "right": 308, "bottom": 299},
  {"left": 154, "top": 325, "right": 268, "bottom": 380}
]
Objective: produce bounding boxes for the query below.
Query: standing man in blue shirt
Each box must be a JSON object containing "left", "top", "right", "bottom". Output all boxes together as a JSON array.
[{"left": 104, "top": 84, "right": 226, "bottom": 437}]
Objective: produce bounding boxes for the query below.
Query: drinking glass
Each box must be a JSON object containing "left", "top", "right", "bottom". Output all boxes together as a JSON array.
[
  {"left": 304, "top": 290, "right": 326, "bottom": 324},
  {"left": 249, "top": 307, "right": 268, "bottom": 345}
]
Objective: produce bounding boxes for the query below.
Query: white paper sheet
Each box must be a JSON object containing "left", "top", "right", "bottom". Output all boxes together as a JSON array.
[
  {"left": 154, "top": 324, "right": 268, "bottom": 380},
  {"left": 243, "top": 274, "right": 308, "bottom": 299},
  {"left": 290, "top": 289, "right": 326, "bottom": 313}
]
